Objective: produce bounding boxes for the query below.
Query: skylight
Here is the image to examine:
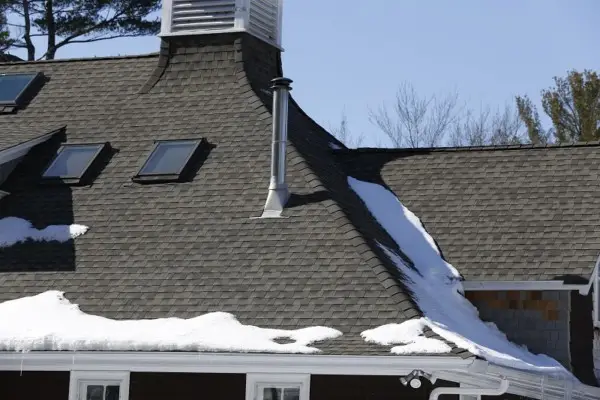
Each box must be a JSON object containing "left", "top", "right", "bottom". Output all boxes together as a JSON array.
[
  {"left": 43, "top": 144, "right": 106, "bottom": 183},
  {"left": 0, "top": 72, "right": 42, "bottom": 106},
  {"left": 134, "top": 139, "right": 203, "bottom": 182}
]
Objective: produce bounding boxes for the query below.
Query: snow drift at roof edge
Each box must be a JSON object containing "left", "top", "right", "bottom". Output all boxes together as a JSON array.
[
  {"left": 348, "top": 176, "right": 569, "bottom": 375},
  {"left": 0, "top": 291, "right": 342, "bottom": 353}
]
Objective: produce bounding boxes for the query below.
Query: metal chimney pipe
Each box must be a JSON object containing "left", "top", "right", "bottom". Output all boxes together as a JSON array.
[{"left": 263, "top": 77, "right": 292, "bottom": 217}]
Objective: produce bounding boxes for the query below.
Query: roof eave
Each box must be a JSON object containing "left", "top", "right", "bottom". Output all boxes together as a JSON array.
[{"left": 0, "top": 351, "right": 475, "bottom": 376}]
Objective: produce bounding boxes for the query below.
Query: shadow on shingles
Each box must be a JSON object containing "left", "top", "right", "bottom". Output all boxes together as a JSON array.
[
  {"left": 0, "top": 130, "right": 76, "bottom": 273},
  {"left": 286, "top": 190, "right": 330, "bottom": 209}
]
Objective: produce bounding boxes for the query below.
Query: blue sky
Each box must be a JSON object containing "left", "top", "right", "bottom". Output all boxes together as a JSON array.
[{"left": 9, "top": 0, "right": 599, "bottom": 146}]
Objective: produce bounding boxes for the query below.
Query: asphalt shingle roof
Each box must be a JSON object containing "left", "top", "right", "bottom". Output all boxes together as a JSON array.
[
  {"left": 0, "top": 34, "right": 469, "bottom": 357},
  {"left": 338, "top": 146, "right": 600, "bottom": 282},
  {"left": 0, "top": 125, "right": 64, "bottom": 152}
]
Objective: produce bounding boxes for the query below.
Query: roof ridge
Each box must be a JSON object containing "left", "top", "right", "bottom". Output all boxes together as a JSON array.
[
  {"left": 335, "top": 141, "right": 600, "bottom": 154},
  {"left": 0, "top": 52, "right": 158, "bottom": 66}
]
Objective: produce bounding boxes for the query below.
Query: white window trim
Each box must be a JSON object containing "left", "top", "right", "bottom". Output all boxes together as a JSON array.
[
  {"left": 68, "top": 370, "right": 130, "bottom": 400},
  {"left": 245, "top": 373, "right": 310, "bottom": 400}
]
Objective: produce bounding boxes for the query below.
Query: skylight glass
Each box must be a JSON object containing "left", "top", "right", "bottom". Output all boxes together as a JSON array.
[
  {"left": 43, "top": 144, "right": 104, "bottom": 179},
  {"left": 0, "top": 73, "right": 41, "bottom": 105},
  {"left": 139, "top": 140, "right": 200, "bottom": 176}
]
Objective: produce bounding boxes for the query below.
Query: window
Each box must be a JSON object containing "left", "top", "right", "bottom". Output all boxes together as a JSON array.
[
  {"left": 262, "top": 387, "right": 301, "bottom": 400},
  {"left": 69, "top": 371, "right": 129, "bottom": 400},
  {"left": 246, "top": 374, "right": 310, "bottom": 400},
  {"left": 0, "top": 72, "right": 43, "bottom": 106},
  {"left": 42, "top": 143, "right": 109, "bottom": 185},
  {"left": 134, "top": 139, "right": 204, "bottom": 183}
]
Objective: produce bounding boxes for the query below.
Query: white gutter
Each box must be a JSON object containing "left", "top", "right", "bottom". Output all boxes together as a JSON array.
[
  {"left": 462, "top": 280, "right": 589, "bottom": 295},
  {"left": 429, "top": 378, "right": 509, "bottom": 400},
  {"left": 0, "top": 352, "right": 474, "bottom": 376},
  {"left": 435, "top": 364, "right": 600, "bottom": 400}
]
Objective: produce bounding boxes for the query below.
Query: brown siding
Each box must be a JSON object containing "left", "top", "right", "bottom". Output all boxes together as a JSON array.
[
  {"left": 129, "top": 372, "right": 245, "bottom": 400},
  {"left": 310, "top": 375, "right": 437, "bottom": 400},
  {"left": 465, "top": 290, "right": 570, "bottom": 368},
  {"left": 0, "top": 371, "right": 70, "bottom": 400}
]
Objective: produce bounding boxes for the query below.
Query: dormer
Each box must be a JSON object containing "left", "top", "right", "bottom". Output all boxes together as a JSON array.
[{"left": 160, "top": 0, "right": 283, "bottom": 48}]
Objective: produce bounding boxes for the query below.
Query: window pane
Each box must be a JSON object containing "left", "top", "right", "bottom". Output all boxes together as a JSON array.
[
  {"left": 44, "top": 145, "right": 100, "bottom": 178},
  {"left": 86, "top": 385, "right": 104, "bottom": 400},
  {"left": 263, "top": 387, "right": 283, "bottom": 400},
  {"left": 105, "top": 385, "right": 120, "bottom": 400},
  {"left": 0, "top": 74, "right": 37, "bottom": 103},
  {"left": 283, "top": 388, "right": 300, "bottom": 400},
  {"left": 140, "top": 141, "right": 197, "bottom": 175}
]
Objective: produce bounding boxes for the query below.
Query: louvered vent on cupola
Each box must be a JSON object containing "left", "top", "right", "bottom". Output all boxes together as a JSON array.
[{"left": 161, "top": 0, "right": 283, "bottom": 47}]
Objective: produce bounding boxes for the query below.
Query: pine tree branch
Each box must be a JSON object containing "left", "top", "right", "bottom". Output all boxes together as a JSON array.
[{"left": 64, "top": 33, "right": 145, "bottom": 44}]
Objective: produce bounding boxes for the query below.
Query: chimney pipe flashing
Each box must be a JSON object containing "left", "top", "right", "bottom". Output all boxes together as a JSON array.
[{"left": 262, "top": 77, "right": 292, "bottom": 218}]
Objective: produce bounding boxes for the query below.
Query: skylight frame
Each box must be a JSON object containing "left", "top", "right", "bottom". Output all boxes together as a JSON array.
[
  {"left": 42, "top": 142, "right": 108, "bottom": 185},
  {"left": 133, "top": 139, "right": 203, "bottom": 183},
  {"left": 0, "top": 72, "right": 43, "bottom": 107}
]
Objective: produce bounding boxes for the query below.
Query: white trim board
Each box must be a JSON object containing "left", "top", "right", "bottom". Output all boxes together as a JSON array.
[
  {"left": 462, "top": 280, "right": 589, "bottom": 294},
  {"left": 0, "top": 352, "right": 474, "bottom": 376},
  {"left": 246, "top": 373, "right": 310, "bottom": 400},
  {"left": 68, "top": 371, "right": 130, "bottom": 400}
]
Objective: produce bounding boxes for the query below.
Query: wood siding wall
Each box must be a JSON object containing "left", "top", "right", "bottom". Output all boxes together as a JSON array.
[
  {"left": 0, "top": 371, "right": 452, "bottom": 400},
  {"left": 0, "top": 371, "right": 70, "bottom": 400},
  {"left": 310, "top": 375, "right": 435, "bottom": 400},
  {"left": 129, "top": 372, "right": 246, "bottom": 400}
]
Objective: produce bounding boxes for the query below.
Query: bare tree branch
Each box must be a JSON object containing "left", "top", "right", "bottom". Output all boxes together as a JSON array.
[
  {"left": 369, "top": 82, "right": 461, "bottom": 148},
  {"left": 330, "top": 109, "right": 366, "bottom": 148}
]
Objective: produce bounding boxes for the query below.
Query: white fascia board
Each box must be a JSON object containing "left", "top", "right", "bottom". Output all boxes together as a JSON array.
[
  {"left": 0, "top": 130, "right": 59, "bottom": 164},
  {"left": 462, "top": 280, "right": 589, "bottom": 294},
  {"left": 0, "top": 352, "right": 474, "bottom": 376}
]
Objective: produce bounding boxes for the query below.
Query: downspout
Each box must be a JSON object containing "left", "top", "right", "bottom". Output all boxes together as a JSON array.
[
  {"left": 429, "top": 378, "right": 509, "bottom": 400},
  {"left": 262, "top": 77, "right": 292, "bottom": 218}
]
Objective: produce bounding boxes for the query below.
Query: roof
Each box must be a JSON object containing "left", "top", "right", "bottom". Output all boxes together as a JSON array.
[
  {"left": 0, "top": 125, "right": 64, "bottom": 153},
  {"left": 0, "top": 33, "right": 467, "bottom": 357},
  {"left": 337, "top": 145, "right": 600, "bottom": 282}
]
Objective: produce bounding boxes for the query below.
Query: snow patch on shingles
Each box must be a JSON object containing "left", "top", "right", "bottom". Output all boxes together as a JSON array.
[
  {"left": 362, "top": 319, "right": 451, "bottom": 354},
  {"left": 0, "top": 291, "right": 342, "bottom": 353},
  {"left": 0, "top": 217, "right": 88, "bottom": 247},
  {"left": 348, "top": 177, "right": 569, "bottom": 375}
]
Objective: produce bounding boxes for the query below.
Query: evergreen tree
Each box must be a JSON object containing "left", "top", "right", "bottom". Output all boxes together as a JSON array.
[
  {"left": 0, "top": 0, "right": 160, "bottom": 60},
  {"left": 0, "top": 9, "right": 12, "bottom": 52}
]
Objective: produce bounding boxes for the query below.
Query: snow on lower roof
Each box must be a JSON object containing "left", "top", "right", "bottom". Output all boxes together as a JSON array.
[
  {"left": 0, "top": 291, "right": 342, "bottom": 353},
  {"left": 362, "top": 319, "right": 451, "bottom": 354},
  {"left": 348, "top": 177, "right": 569, "bottom": 375},
  {"left": 0, "top": 217, "right": 88, "bottom": 247}
]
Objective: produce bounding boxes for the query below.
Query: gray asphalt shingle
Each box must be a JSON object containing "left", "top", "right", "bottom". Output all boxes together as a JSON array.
[
  {"left": 0, "top": 34, "right": 466, "bottom": 357},
  {"left": 338, "top": 146, "right": 600, "bottom": 282}
]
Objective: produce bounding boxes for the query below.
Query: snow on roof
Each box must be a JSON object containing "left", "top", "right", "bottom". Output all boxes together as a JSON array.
[
  {"left": 0, "top": 291, "right": 342, "bottom": 353},
  {"left": 0, "top": 217, "right": 88, "bottom": 247},
  {"left": 362, "top": 319, "right": 451, "bottom": 354},
  {"left": 348, "top": 177, "right": 570, "bottom": 375}
]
